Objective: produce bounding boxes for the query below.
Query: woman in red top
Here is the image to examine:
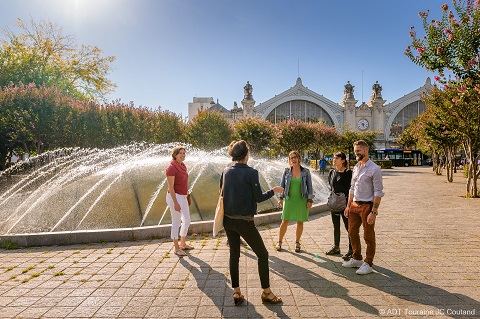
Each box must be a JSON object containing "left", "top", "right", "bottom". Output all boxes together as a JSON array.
[{"left": 166, "top": 146, "right": 193, "bottom": 257}]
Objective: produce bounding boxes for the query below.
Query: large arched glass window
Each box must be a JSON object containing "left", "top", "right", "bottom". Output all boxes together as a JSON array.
[
  {"left": 389, "top": 100, "right": 426, "bottom": 139},
  {"left": 265, "top": 100, "right": 333, "bottom": 125}
]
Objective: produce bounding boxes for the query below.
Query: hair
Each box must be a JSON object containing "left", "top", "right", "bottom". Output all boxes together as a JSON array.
[
  {"left": 334, "top": 151, "right": 348, "bottom": 168},
  {"left": 288, "top": 150, "right": 301, "bottom": 166},
  {"left": 353, "top": 140, "right": 369, "bottom": 148},
  {"left": 228, "top": 140, "right": 249, "bottom": 161},
  {"left": 171, "top": 145, "right": 186, "bottom": 160}
]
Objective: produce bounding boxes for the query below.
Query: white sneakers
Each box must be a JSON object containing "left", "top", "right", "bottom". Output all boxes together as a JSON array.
[
  {"left": 342, "top": 259, "right": 373, "bottom": 275},
  {"left": 356, "top": 262, "right": 373, "bottom": 275},
  {"left": 342, "top": 258, "right": 363, "bottom": 268}
]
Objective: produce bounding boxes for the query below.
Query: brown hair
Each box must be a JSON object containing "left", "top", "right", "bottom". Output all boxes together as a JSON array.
[
  {"left": 171, "top": 146, "right": 186, "bottom": 160},
  {"left": 334, "top": 151, "right": 347, "bottom": 168},
  {"left": 353, "top": 140, "right": 369, "bottom": 148},
  {"left": 228, "top": 140, "right": 249, "bottom": 161},
  {"left": 288, "top": 150, "right": 301, "bottom": 166}
]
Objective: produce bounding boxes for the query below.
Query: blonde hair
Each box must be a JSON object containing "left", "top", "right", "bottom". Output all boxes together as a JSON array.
[
  {"left": 288, "top": 150, "right": 301, "bottom": 166},
  {"left": 171, "top": 146, "right": 186, "bottom": 160}
]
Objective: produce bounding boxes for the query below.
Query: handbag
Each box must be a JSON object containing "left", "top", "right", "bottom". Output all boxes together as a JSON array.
[
  {"left": 326, "top": 170, "right": 347, "bottom": 212},
  {"left": 213, "top": 170, "right": 226, "bottom": 237},
  {"left": 327, "top": 191, "right": 346, "bottom": 211},
  {"left": 187, "top": 193, "right": 191, "bottom": 206}
]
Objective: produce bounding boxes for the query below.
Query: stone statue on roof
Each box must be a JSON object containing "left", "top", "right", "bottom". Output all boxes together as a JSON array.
[
  {"left": 344, "top": 81, "right": 354, "bottom": 99},
  {"left": 371, "top": 81, "right": 383, "bottom": 99},
  {"left": 244, "top": 81, "right": 253, "bottom": 100}
]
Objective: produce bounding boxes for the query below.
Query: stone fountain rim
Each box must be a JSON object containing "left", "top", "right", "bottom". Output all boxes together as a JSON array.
[{"left": 0, "top": 204, "right": 328, "bottom": 248}]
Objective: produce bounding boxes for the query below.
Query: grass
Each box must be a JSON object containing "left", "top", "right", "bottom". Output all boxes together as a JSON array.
[{"left": 0, "top": 239, "right": 19, "bottom": 250}]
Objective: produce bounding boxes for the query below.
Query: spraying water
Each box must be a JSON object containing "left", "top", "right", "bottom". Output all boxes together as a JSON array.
[{"left": 0, "top": 143, "right": 329, "bottom": 234}]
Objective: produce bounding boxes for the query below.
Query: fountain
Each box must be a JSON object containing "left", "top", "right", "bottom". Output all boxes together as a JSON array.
[{"left": 0, "top": 143, "right": 330, "bottom": 246}]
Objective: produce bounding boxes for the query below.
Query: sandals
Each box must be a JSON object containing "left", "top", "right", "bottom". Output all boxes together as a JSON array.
[
  {"left": 275, "top": 241, "right": 282, "bottom": 251},
  {"left": 261, "top": 291, "right": 283, "bottom": 304},
  {"left": 233, "top": 291, "right": 245, "bottom": 306},
  {"left": 180, "top": 244, "right": 194, "bottom": 250},
  {"left": 174, "top": 249, "right": 187, "bottom": 257},
  {"left": 295, "top": 242, "right": 301, "bottom": 253}
]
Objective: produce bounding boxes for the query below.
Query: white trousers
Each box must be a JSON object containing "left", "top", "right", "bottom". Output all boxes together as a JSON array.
[{"left": 166, "top": 193, "right": 191, "bottom": 240}]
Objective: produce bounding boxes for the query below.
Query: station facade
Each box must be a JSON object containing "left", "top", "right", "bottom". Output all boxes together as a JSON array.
[{"left": 188, "top": 77, "right": 432, "bottom": 149}]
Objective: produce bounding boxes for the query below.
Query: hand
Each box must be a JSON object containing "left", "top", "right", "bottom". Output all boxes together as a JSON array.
[
  {"left": 277, "top": 199, "right": 283, "bottom": 208},
  {"left": 306, "top": 201, "right": 312, "bottom": 209},
  {"left": 174, "top": 203, "right": 181, "bottom": 212},
  {"left": 272, "top": 186, "right": 284, "bottom": 193},
  {"left": 344, "top": 206, "right": 350, "bottom": 218},
  {"left": 367, "top": 212, "right": 376, "bottom": 224}
]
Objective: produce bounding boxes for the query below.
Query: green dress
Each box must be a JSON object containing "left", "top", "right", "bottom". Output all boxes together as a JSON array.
[{"left": 282, "top": 178, "right": 308, "bottom": 222}]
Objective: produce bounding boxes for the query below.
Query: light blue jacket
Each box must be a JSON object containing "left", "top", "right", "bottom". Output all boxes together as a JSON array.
[{"left": 280, "top": 166, "right": 314, "bottom": 200}]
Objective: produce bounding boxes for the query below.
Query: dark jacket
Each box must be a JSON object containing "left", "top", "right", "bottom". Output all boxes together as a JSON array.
[
  {"left": 220, "top": 163, "right": 274, "bottom": 216},
  {"left": 329, "top": 168, "right": 353, "bottom": 198}
]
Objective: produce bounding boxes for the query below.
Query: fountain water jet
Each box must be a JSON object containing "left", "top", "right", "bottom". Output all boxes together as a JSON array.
[{"left": 0, "top": 143, "right": 330, "bottom": 238}]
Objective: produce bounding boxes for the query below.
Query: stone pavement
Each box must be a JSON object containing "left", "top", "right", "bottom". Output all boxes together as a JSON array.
[{"left": 0, "top": 166, "right": 479, "bottom": 318}]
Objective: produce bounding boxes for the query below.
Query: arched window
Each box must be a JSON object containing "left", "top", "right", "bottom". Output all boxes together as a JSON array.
[
  {"left": 389, "top": 100, "right": 426, "bottom": 139},
  {"left": 265, "top": 100, "right": 333, "bottom": 125}
]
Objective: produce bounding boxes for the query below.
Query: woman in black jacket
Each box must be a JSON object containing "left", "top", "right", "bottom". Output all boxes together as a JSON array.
[
  {"left": 326, "top": 151, "right": 353, "bottom": 260},
  {"left": 221, "top": 140, "right": 284, "bottom": 306}
]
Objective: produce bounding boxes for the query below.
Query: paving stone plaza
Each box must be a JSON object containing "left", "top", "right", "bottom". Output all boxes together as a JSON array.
[{"left": 0, "top": 166, "right": 479, "bottom": 318}]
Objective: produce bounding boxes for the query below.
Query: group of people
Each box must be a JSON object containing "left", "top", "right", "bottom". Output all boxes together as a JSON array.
[{"left": 165, "top": 139, "right": 384, "bottom": 306}]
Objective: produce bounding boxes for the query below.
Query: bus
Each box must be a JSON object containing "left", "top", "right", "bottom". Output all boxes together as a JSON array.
[{"left": 370, "top": 148, "right": 423, "bottom": 167}]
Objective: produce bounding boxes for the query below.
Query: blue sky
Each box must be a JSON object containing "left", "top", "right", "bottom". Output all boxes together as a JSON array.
[{"left": 1, "top": 0, "right": 446, "bottom": 119}]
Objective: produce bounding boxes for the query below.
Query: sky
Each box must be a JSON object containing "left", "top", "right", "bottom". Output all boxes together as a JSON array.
[{"left": 0, "top": 0, "right": 447, "bottom": 120}]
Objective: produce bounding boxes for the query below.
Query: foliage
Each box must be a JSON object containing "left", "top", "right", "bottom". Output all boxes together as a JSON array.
[
  {"left": 405, "top": 1, "right": 480, "bottom": 84},
  {"left": 338, "top": 127, "right": 377, "bottom": 160},
  {"left": 308, "top": 121, "right": 342, "bottom": 168},
  {"left": 0, "top": 83, "right": 185, "bottom": 169},
  {"left": 0, "top": 18, "right": 116, "bottom": 101},
  {"left": 233, "top": 116, "right": 275, "bottom": 154},
  {"left": 406, "top": 1, "right": 480, "bottom": 196},
  {"left": 276, "top": 120, "right": 315, "bottom": 155},
  {"left": 184, "top": 110, "right": 233, "bottom": 150}
]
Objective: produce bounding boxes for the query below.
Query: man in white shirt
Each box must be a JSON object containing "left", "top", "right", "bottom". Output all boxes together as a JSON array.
[{"left": 342, "top": 140, "right": 384, "bottom": 275}]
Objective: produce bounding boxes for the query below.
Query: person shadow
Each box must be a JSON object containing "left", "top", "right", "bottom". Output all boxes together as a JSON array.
[
  {"left": 274, "top": 250, "right": 480, "bottom": 317},
  {"left": 181, "top": 254, "right": 287, "bottom": 318},
  {"left": 256, "top": 251, "right": 379, "bottom": 316}
]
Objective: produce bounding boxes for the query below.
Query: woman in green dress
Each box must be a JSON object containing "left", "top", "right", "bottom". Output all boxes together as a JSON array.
[{"left": 276, "top": 150, "right": 314, "bottom": 252}]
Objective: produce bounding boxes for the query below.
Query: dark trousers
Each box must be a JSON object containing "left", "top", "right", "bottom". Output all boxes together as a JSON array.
[
  {"left": 223, "top": 216, "right": 270, "bottom": 289},
  {"left": 331, "top": 211, "right": 352, "bottom": 251}
]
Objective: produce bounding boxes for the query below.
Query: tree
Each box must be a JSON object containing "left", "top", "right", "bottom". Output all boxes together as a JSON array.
[
  {"left": 276, "top": 120, "right": 315, "bottom": 155},
  {"left": 0, "top": 18, "right": 116, "bottom": 101},
  {"left": 184, "top": 110, "right": 233, "bottom": 150},
  {"left": 308, "top": 122, "right": 342, "bottom": 169},
  {"left": 406, "top": 1, "right": 480, "bottom": 196},
  {"left": 233, "top": 116, "right": 275, "bottom": 155},
  {"left": 339, "top": 127, "right": 377, "bottom": 162}
]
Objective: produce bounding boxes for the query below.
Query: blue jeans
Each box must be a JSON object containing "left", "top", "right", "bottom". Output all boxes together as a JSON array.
[{"left": 223, "top": 216, "right": 270, "bottom": 289}]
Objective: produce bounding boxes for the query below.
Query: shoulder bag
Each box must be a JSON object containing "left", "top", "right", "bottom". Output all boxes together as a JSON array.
[
  {"left": 326, "top": 169, "right": 347, "bottom": 212},
  {"left": 213, "top": 169, "right": 226, "bottom": 237}
]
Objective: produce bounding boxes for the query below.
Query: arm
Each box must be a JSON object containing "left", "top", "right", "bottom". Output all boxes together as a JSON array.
[
  {"left": 367, "top": 168, "right": 384, "bottom": 224},
  {"left": 252, "top": 170, "right": 283, "bottom": 203},
  {"left": 278, "top": 169, "right": 287, "bottom": 207},
  {"left": 306, "top": 169, "right": 314, "bottom": 209},
  {"left": 166, "top": 175, "right": 181, "bottom": 212}
]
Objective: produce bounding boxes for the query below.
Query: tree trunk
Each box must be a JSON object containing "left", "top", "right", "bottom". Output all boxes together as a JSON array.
[{"left": 463, "top": 141, "right": 479, "bottom": 197}]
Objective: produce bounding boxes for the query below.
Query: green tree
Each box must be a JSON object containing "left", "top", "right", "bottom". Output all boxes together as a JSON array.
[
  {"left": 0, "top": 18, "right": 116, "bottom": 101},
  {"left": 233, "top": 116, "right": 275, "bottom": 155},
  {"left": 184, "top": 110, "right": 233, "bottom": 150},
  {"left": 339, "top": 127, "right": 376, "bottom": 162},
  {"left": 276, "top": 120, "right": 315, "bottom": 155},
  {"left": 406, "top": 1, "right": 480, "bottom": 196},
  {"left": 308, "top": 122, "right": 342, "bottom": 169}
]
